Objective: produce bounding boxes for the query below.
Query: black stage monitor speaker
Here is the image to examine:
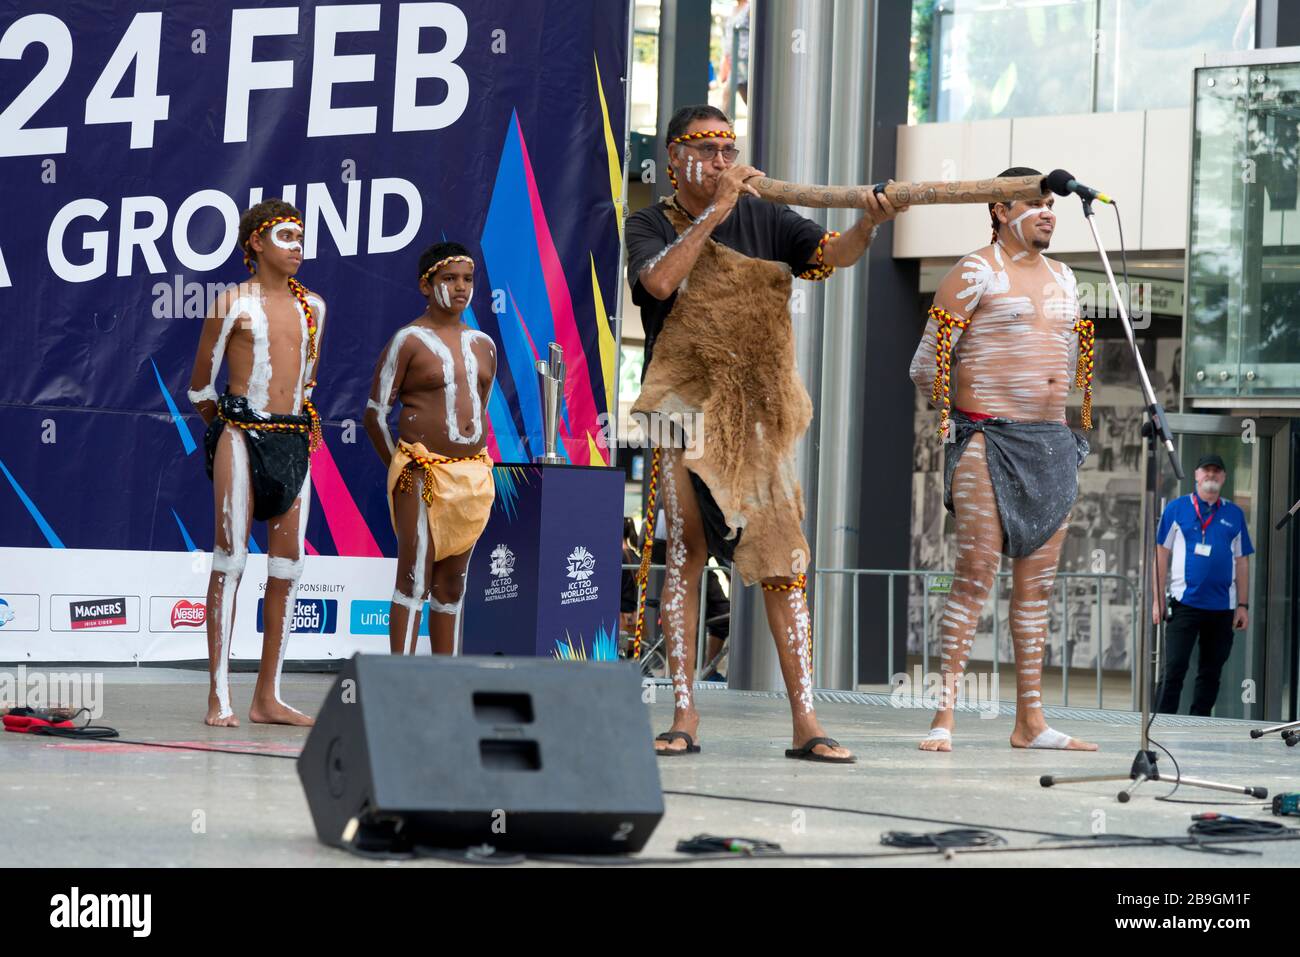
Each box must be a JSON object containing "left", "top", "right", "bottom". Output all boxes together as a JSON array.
[{"left": 298, "top": 654, "right": 663, "bottom": 854}]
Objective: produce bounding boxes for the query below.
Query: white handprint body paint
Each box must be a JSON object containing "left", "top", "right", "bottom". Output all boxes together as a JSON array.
[{"left": 914, "top": 243, "right": 1080, "bottom": 422}]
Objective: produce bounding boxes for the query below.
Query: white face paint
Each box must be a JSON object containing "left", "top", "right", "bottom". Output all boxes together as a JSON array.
[
  {"left": 269, "top": 222, "right": 303, "bottom": 254},
  {"left": 434, "top": 282, "right": 451, "bottom": 310},
  {"left": 1007, "top": 206, "right": 1048, "bottom": 250}
]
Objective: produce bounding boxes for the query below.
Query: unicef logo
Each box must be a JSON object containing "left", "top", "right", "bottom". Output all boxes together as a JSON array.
[
  {"left": 489, "top": 544, "right": 516, "bottom": 580},
  {"left": 0, "top": 598, "right": 12, "bottom": 628},
  {"left": 566, "top": 545, "right": 596, "bottom": 582}
]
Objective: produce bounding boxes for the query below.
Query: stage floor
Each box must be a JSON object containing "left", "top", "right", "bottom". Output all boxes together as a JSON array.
[{"left": 4, "top": 668, "right": 1299, "bottom": 867}]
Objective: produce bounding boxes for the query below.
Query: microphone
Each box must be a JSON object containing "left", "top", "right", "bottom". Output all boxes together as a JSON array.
[{"left": 1046, "top": 169, "right": 1113, "bottom": 205}]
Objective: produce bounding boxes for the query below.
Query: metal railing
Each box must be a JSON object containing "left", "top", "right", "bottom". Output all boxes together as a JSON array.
[
  {"left": 623, "top": 560, "right": 1138, "bottom": 711},
  {"left": 814, "top": 568, "right": 1140, "bottom": 710},
  {"left": 622, "top": 562, "right": 733, "bottom": 676}
]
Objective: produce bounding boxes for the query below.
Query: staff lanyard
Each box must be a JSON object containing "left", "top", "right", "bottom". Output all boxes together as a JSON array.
[{"left": 1191, "top": 494, "right": 1219, "bottom": 543}]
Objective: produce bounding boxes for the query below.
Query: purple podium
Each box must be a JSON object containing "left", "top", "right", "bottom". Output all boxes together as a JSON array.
[{"left": 461, "top": 463, "right": 623, "bottom": 659}]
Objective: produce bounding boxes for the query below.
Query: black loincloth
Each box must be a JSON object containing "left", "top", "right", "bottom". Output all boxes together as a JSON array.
[
  {"left": 204, "top": 394, "right": 311, "bottom": 521},
  {"left": 943, "top": 410, "right": 1089, "bottom": 559}
]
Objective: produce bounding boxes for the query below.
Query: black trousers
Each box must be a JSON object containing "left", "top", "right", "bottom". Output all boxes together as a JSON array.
[{"left": 1156, "top": 599, "right": 1235, "bottom": 716}]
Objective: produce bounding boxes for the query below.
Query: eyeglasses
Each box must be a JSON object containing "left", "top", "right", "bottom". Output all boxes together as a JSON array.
[{"left": 680, "top": 143, "right": 740, "bottom": 161}]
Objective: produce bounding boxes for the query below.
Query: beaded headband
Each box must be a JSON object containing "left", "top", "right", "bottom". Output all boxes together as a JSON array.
[
  {"left": 668, "top": 129, "right": 736, "bottom": 146},
  {"left": 420, "top": 255, "right": 475, "bottom": 286}
]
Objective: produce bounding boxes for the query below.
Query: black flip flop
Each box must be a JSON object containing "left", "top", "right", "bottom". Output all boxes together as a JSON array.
[
  {"left": 654, "top": 731, "right": 701, "bottom": 756},
  {"left": 785, "top": 736, "right": 855, "bottom": 764}
]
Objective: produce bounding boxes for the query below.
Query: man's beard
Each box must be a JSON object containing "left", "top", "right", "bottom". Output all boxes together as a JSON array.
[
  {"left": 1200, "top": 480, "right": 1222, "bottom": 495},
  {"left": 1032, "top": 237, "right": 1050, "bottom": 250}
]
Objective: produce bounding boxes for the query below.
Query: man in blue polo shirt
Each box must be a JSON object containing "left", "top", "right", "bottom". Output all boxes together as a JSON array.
[{"left": 1152, "top": 454, "right": 1253, "bottom": 715}]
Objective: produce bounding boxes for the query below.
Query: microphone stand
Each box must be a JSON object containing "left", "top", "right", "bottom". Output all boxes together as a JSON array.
[{"left": 1039, "top": 196, "right": 1268, "bottom": 801}]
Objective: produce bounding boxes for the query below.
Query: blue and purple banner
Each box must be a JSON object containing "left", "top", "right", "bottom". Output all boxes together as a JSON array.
[{"left": 0, "top": 0, "right": 628, "bottom": 561}]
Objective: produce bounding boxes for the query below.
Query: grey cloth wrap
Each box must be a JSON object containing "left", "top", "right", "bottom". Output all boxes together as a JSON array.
[{"left": 943, "top": 411, "right": 1090, "bottom": 559}]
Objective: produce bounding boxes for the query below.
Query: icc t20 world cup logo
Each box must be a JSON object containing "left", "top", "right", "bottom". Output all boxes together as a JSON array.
[
  {"left": 566, "top": 545, "right": 595, "bottom": 582},
  {"left": 489, "top": 544, "right": 516, "bottom": 580}
]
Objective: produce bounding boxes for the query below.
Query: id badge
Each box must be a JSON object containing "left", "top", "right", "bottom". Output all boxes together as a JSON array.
[{"left": 1194, "top": 542, "right": 1213, "bottom": 557}]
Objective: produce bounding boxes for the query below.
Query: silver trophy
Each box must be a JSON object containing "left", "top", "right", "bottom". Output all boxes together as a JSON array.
[{"left": 535, "top": 342, "right": 566, "bottom": 465}]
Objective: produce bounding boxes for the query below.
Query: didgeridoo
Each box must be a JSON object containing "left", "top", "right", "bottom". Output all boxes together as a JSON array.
[{"left": 746, "top": 174, "right": 1048, "bottom": 209}]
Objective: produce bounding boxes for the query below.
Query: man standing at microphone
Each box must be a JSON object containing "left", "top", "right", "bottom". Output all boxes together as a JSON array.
[{"left": 911, "top": 167, "right": 1098, "bottom": 752}]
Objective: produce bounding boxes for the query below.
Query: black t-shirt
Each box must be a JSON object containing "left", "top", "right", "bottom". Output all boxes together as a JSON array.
[{"left": 626, "top": 195, "right": 827, "bottom": 378}]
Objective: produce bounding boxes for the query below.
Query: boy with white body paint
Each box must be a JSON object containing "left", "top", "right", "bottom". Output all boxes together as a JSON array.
[
  {"left": 910, "top": 167, "right": 1098, "bottom": 753},
  {"left": 188, "top": 199, "right": 326, "bottom": 728},
  {"left": 363, "top": 242, "right": 497, "bottom": 656}
]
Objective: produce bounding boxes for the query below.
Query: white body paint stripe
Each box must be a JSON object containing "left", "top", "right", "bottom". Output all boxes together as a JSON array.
[
  {"left": 271, "top": 471, "right": 310, "bottom": 715},
  {"left": 213, "top": 430, "right": 251, "bottom": 719}
]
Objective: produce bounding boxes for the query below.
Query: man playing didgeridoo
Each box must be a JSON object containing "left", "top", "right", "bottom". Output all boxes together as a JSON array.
[
  {"left": 626, "top": 105, "right": 899, "bottom": 761},
  {"left": 911, "top": 167, "right": 1098, "bottom": 752},
  {"left": 364, "top": 242, "right": 497, "bottom": 656}
]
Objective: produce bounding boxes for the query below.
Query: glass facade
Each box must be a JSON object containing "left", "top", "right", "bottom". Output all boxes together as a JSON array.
[
  {"left": 1187, "top": 59, "right": 1300, "bottom": 398},
  {"left": 912, "top": 0, "right": 1255, "bottom": 123}
]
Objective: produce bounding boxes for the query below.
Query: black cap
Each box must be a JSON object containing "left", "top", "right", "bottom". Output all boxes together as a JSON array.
[{"left": 1196, "top": 454, "right": 1226, "bottom": 471}]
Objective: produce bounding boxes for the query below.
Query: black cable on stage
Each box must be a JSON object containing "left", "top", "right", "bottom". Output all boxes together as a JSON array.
[
  {"left": 661, "top": 787, "right": 1083, "bottom": 841},
  {"left": 881, "top": 829, "right": 1005, "bottom": 850},
  {"left": 332, "top": 828, "right": 1300, "bottom": 867},
  {"left": 1188, "top": 816, "right": 1288, "bottom": 839},
  {"left": 660, "top": 788, "right": 1298, "bottom": 858},
  {"left": 26, "top": 708, "right": 120, "bottom": 740}
]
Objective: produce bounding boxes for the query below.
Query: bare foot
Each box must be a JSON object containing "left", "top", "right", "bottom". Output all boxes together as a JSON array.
[
  {"left": 1010, "top": 721, "right": 1098, "bottom": 751},
  {"left": 653, "top": 712, "right": 700, "bottom": 753},
  {"left": 919, "top": 712, "right": 954, "bottom": 751},
  {"left": 205, "top": 692, "right": 240, "bottom": 728},
  {"left": 248, "top": 699, "right": 314, "bottom": 726}
]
